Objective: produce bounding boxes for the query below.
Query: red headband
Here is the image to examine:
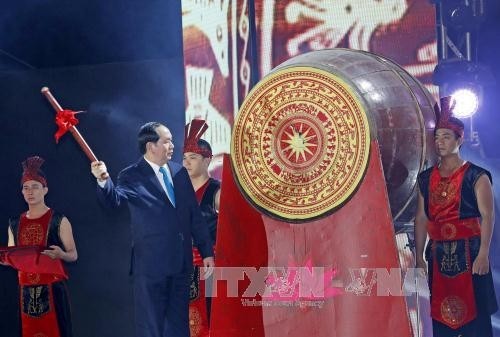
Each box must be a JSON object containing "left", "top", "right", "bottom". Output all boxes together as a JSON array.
[
  {"left": 21, "top": 156, "right": 47, "bottom": 187},
  {"left": 434, "top": 96, "right": 464, "bottom": 138},
  {"left": 183, "top": 119, "right": 212, "bottom": 158}
]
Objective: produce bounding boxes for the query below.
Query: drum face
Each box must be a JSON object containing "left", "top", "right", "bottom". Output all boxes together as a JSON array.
[{"left": 232, "top": 49, "right": 436, "bottom": 223}]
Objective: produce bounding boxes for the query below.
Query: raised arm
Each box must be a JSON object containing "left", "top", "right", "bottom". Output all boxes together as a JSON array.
[{"left": 91, "top": 161, "right": 132, "bottom": 208}]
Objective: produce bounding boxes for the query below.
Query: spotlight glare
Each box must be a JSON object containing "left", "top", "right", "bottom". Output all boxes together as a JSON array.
[{"left": 451, "top": 88, "right": 479, "bottom": 118}]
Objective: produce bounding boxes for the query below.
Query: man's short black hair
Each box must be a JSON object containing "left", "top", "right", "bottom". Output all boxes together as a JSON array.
[{"left": 138, "top": 122, "right": 163, "bottom": 154}]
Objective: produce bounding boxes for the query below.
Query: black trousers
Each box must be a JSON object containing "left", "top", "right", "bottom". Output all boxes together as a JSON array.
[
  {"left": 53, "top": 281, "right": 73, "bottom": 337},
  {"left": 133, "top": 272, "right": 191, "bottom": 337}
]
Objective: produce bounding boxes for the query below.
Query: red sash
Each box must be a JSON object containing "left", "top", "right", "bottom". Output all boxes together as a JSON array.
[
  {"left": 428, "top": 164, "right": 478, "bottom": 328},
  {"left": 428, "top": 217, "right": 481, "bottom": 241},
  {"left": 1, "top": 245, "right": 68, "bottom": 280}
]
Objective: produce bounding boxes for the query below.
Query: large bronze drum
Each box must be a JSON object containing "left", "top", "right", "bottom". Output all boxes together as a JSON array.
[{"left": 231, "top": 48, "right": 436, "bottom": 223}]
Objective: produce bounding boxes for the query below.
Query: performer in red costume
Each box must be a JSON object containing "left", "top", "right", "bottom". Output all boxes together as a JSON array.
[
  {"left": 183, "top": 119, "right": 221, "bottom": 337},
  {"left": 415, "top": 97, "right": 498, "bottom": 337},
  {"left": 0, "top": 156, "right": 78, "bottom": 337}
]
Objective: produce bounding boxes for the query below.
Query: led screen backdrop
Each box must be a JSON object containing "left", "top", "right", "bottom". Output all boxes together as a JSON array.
[
  {"left": 182, "top": 0, "right": 438, "bottom": 174},
  {"left": 256, "top": 0, "right": 437, "bottom": 83}
]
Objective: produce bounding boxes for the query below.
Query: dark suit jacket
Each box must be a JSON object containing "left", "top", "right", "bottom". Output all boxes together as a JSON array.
[{"left": 97, "top": 158, "right": 213, "bottom": 276}]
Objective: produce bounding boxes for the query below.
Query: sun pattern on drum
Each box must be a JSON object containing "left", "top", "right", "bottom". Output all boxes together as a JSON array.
[{"left": 231, "top": 66, "right": 371, "bottom": 221}]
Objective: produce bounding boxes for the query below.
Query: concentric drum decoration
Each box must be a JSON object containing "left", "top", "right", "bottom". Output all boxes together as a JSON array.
[{"left": 231, "top": 66, "right": 371, "bottom": 222}]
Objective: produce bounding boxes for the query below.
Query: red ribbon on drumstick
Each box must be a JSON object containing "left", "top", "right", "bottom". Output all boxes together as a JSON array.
[{"left": 41, "top": 87, "right": 108, "bottom": 179}]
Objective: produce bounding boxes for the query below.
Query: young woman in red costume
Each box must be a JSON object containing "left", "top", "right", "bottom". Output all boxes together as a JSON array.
[{"left": 415, "top": 97, "right": 497, "bottom": 337}]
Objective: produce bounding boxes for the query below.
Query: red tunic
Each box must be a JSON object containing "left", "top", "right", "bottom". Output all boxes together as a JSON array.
[
  {"left": 16, "top": 209, "right": 67, "bottom": 337},
  {"left": 427, "top": 163, "right": 479, "bottom": 329}
]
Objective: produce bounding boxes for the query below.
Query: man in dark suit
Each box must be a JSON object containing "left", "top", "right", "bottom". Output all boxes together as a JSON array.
[{"left": 90, "top": 122, "right": 215, "bottom": 337}]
